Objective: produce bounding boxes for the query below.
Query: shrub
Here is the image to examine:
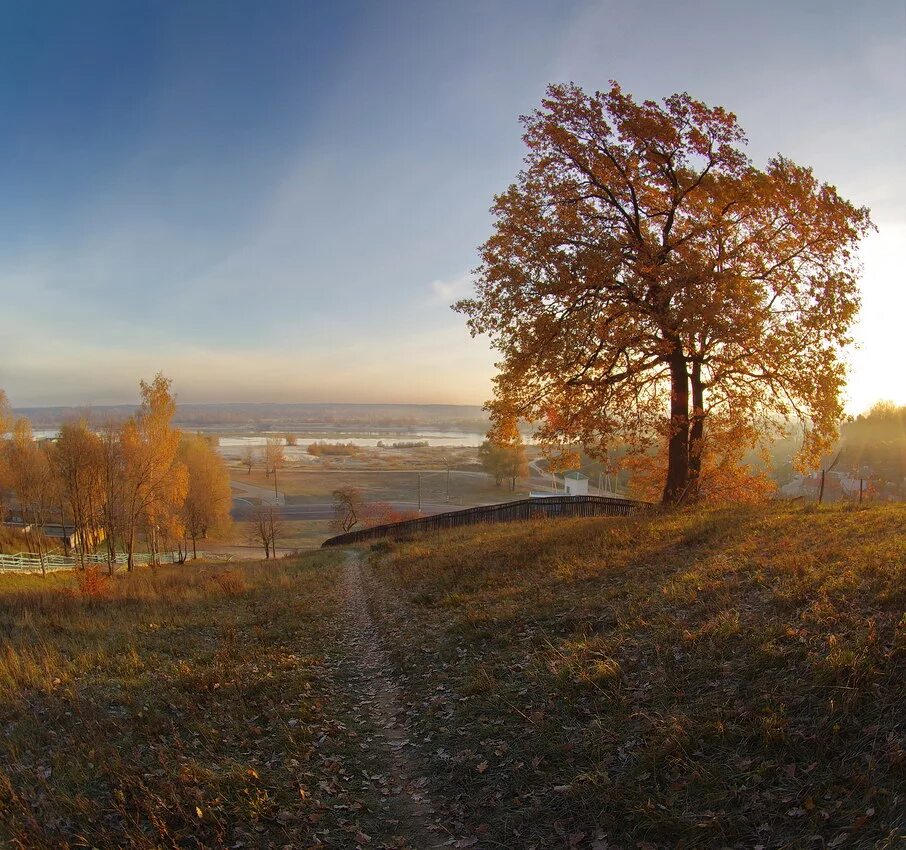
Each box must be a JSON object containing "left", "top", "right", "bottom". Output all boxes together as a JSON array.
[
  {"left": 74, "top": 566, "right": 110, "bottom": 599},
  {"left": 213, "top": 570, "right": 247, "bottom": 596}
]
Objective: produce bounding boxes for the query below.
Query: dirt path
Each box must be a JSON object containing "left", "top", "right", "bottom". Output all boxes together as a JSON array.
[{"left": 336, "top": 550, "right": 450, "bottom": 849}]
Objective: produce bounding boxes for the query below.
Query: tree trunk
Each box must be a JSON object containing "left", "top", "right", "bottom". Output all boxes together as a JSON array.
[
  {"left": 73, "top": 498, "right": 85, "bottom": 569},
  {"left": 688, "top": 361, "right": 705, "bottom": 501},
  {"left": 662, "top": 345, "right": 691, "bottom": 506},
  {"left": 59, "top": 501, "right": 70, "bottom": 556},
  {"left": 105, "top": 507, "right": 117, "bottom": 573},
  {"left": 127, "top": 525, "right": 135, "bottom": 571}
]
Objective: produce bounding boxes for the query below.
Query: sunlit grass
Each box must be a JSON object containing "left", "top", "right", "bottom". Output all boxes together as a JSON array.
[
  {"left": 367, "top": 502, "right": 906, "bottom": 848},
  {"left": 0, "top": 552, "right": 385, "bottom": 848}
]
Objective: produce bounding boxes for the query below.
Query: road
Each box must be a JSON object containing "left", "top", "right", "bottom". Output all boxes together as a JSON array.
[
  {"left": 230, "top": 499, "right": 455, "bottom": 520},
  {"left": 231, "top": 479, "right": 284, "bottom": 505}
]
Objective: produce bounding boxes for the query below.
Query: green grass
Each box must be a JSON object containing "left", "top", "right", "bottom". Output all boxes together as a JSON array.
[{"left": 365, "top": 503, "right": 905, "bottom": 848}]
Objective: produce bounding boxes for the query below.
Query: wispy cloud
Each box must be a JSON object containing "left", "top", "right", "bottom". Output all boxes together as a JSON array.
[{"left": 429, "top": 273, "right": 474, "bottom": 304}]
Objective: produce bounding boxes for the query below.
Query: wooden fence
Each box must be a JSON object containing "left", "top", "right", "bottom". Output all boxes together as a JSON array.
[{"left": 322, "top": 495, "right": 648, "bottom": 548}]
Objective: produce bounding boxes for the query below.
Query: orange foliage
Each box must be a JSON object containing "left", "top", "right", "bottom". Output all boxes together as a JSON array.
[
  {"left": 75, "top": 566, "right": 111, "bottom": 600},
  {"left": 362, "top": 502, "right": 420, "bottom": 528},
  {"left": 457, "top": 82, "right": 873, "bottom": 505}
]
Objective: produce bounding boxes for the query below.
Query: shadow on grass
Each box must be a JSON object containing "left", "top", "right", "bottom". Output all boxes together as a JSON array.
[{"left": 365, "top": 503, "right": 906, "bottom": 848}]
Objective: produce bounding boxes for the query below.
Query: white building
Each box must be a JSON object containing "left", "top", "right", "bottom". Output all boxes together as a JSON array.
[{"left": 563, "top": 471, "right": 589, "bottom": 496}]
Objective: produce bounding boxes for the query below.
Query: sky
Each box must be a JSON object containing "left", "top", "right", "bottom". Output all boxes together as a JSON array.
[{"left": 0, "top": 0, "right": 903, "bottom": 413}]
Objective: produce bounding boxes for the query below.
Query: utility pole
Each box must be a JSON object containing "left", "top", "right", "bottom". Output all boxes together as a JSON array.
[
  {"left": 417, "top": 472, "right": 422, "bottom": 513},
  {"left": 818, "top": 449, "right": 843, "bottom": 505},
  {"left": 440, "top": 455, "right": 451, "bottom": 502}
]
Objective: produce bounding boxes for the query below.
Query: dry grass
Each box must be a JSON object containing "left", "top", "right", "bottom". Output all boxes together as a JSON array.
[
  {"left": 0, "top": 526, "right": 24, "bottom": 554},
  {"left": 240, "top": 467, "right": 532, "bottom": 506},
  {"left": 366, "top": 502, "right": 905, "bottom": 848},
  {"left": 0, "top": 552, "right": 395, "bottom": 849},
  {"left": 207, "top": 518, "right": 334, "bottom": 552},
  {"left": 4, "top": 503, "right": 902, "bottom": 848}
]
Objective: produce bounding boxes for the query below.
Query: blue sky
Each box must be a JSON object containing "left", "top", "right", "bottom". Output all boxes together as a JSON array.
[{"left": 1, "top": 0, "right": 903, "bottom": 411}]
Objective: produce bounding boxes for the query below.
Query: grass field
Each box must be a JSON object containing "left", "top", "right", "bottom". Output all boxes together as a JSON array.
[
  {"left": 236, "top": 467, "right": 533, "bottom": 507},
  {"left": 271, "top": 519, "right": 335, "bottom": 549},
  {"left": 1, "top": 503, "right": 902, "bottom": 848},
  {"left": 204, "top": 519, "right": 335, "bottom": 554},
  {"left": 365, "top": 503, "right": 905, "bottom": 848},
  {"left": 0, "top": 553, "right": 419, "bottom": 848},
  {"left": 231, "top": 444, "right": 485, "bottom": 472}
]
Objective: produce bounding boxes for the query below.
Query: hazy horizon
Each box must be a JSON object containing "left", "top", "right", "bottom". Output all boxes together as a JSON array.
[
  {"left": 6, "top": 396, "right": 899, "bottom": 420},
  {"left": 1, "top": 1, "right": 903, "bottom": 414}
]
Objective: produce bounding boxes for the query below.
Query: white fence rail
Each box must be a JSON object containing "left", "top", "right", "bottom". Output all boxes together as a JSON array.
[{"left": 0, "top": 551, "right": 189, "bottom": 574}]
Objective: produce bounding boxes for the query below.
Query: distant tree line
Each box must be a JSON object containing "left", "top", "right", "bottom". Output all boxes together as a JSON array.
[
  {"left": 0, "top": 376, "right": 232, "bottom": 569},
  {"left": 838, "top": 402, "right": 906, "bottom": 498},
  {"left": 376, "top": 440, "right": 429, "bottom": 449},
  {"left": 307, "top": 442, "right": 360, "bottom": 457}
]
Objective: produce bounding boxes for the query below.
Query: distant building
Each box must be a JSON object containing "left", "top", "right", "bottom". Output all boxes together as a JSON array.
[
  {"left": 2, "top": 519, "right": 104, "bottom": 551},
  {"left": 563, "top": 471, "right": 589, "bottom": 496}
]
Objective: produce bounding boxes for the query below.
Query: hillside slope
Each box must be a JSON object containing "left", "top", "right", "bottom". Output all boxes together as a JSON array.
[{"left": 366, "top": 504, "right": 905, "bottom": 849}]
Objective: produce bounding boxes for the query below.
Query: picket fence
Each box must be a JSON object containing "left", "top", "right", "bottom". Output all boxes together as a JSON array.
[{"left": 0, "top": 550, "right": 188, "bottom": 574}]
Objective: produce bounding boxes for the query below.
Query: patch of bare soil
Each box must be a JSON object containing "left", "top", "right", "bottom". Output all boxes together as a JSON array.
[{"left": 334, "top": 552, "right": 456, "bottom": 849}]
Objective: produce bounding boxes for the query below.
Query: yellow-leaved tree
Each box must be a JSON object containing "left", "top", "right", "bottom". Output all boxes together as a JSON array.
[
  {"left": 181, "top": 433, "right": 232, "bottom": 559},
  {"left": 121, "top": 374, "right": 187, "bottom": 568},
  {"left": 3, "top": 419, "right": 56, "bottom": 572},
  {"left": 53, "top": 420, "right": 105, "bottom": 566},
  {"left": 0, "top": 389, "right": 11, "bottom": 437},
  {"left": 0, "top": 389, "right": 11, "bottom": 521},
  {"left": 456, "top": 83, "right": 873, "bottom": 505}
]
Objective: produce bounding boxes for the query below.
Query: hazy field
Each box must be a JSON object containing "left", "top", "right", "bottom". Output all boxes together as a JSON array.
[
  {"left": 220, "top": 442, "right": 545, "bottom": 551},
  {"left": 203, "top": 520, "right": 335, "bottom": 557},
  {"left": 237, "top": 467, "right": 533, "bottom": 506}
]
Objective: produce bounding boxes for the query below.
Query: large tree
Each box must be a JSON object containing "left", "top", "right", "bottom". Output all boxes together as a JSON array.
[
  {"left": 456, "top": 83, "right": 872, "bottom": 504},
  {"left": 264, "top": 436, "right": 285, "bottom": 497}
]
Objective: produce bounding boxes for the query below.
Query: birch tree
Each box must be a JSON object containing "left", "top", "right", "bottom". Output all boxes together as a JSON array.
[
  {"left": 5, "top": 421, "right": 56, "bottom": 573},
  {"left": 120, "top": 375, "right": 187, "bottom": 569},
  {"left": 182, "top": 434, "right": 233, "bottom": 559}
]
